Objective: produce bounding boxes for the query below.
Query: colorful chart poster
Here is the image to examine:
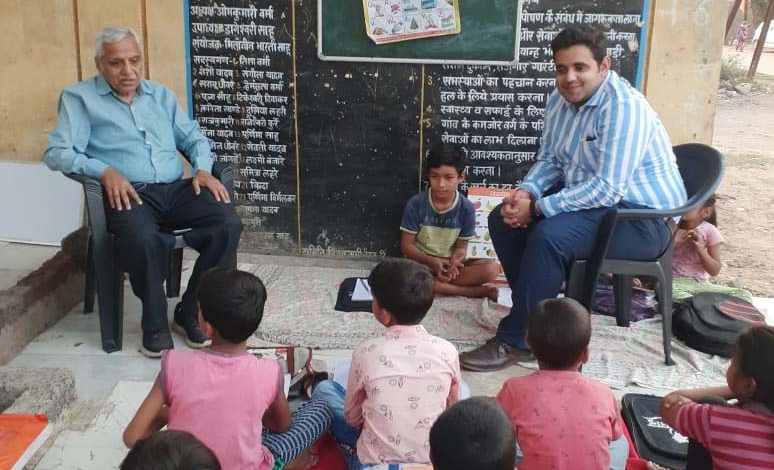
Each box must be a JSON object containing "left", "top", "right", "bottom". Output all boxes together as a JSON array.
[
  {"left": 363, "top": 0, "right": 461, "bottom": 44},
  {"left": 465, "top": 187, "right": 508, "bottom": 260}
]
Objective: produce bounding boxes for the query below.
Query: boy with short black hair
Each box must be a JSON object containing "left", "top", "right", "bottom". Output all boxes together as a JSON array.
[
  {"left": 496, "top": 298, "right": 629, "bottom": 470},
  {"left": 400, "top": 142, "right": 499, "bottom": 300},
  {"left": 429, "top": 397, "right": 516, "bottom": 470},
  {"left": 124, "top": 267, "right": 332, "bottom": 470},
  {"left": 313, "top": 258, "right": 462, "bottom": 469}
]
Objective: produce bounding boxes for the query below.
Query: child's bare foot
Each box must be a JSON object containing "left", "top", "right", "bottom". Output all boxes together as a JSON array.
[
  {"left": 466, "top": 285, "right": 500, "bottom": 301},
  {"left": 285, "top": 448, "right": 319, "bottom": 469}
]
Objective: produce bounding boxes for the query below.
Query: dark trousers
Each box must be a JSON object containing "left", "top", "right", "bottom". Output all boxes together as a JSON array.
[
  {"left": 106, "top": 179, "right": 243, "bottom": 333},
  {"left": 488, "top": 202, "right": 670, "bottom": 349}
]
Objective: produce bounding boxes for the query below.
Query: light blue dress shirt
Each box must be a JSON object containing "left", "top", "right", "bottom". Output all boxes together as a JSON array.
[
  {"left": 520, "top": 71, "right": 687, "bottom": 217},
  {"left": 44, "top": 75, "right": 213, "bottom": 183}
]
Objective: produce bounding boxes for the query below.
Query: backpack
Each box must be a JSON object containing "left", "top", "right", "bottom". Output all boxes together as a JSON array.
[
  {"left": 672, "top": 293, "right": 766, "bottom": 357},
  {"left": 621, "top": 394, "right": 688, "bottom": 470}
]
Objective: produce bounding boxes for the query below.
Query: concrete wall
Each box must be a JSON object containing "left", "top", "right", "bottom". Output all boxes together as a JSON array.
[
  {"left": 644, "top": 0, "right": 728, "bottom": 144},
  {"left": 0, "top": 0, "right": 726, "bottom": 162}
]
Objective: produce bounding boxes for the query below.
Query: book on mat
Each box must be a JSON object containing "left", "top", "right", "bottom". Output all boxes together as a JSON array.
[{"left": 0, "top": 414, "right": 52, "bottom": 470}]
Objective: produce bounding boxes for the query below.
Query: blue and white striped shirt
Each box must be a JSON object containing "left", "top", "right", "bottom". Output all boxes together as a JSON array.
[{"left": 520, "top": 71, "right": 687, "bottom": 217}]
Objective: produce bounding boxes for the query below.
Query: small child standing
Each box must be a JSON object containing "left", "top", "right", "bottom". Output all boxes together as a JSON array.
[
  {"left": 496, "top": 298, "right": 629, "bottom": 470},
  {"left": 660, "top": 325, "right": 774, "bottom": 469},
  {"left": 429, "top": 397, "right": 516, "bottom": 470},
  {"left": 313, "top": 258, "right": 462, "bottom": 469},
  {"left": 123, "top": 267, "right": 332, "bottom": 470},
  {"left": 672, "top": 195, "right": 753, "bottom": 303},
  {"left": 400, "top": 143, "right": 498, "bottom": 300}
]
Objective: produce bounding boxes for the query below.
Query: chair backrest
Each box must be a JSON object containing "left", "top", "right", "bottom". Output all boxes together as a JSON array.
[{"left": 673, "top": 143, "right": 724, "bottom": 215}]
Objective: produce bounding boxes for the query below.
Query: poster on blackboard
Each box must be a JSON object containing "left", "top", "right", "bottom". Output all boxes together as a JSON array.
[{"left": 363, "top": 0, "right": 461, "bottom": 45}]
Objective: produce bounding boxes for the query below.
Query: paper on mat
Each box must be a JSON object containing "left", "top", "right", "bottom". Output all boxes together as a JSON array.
[
  {"left": 352, "top": 278, "right": 373, "bottom": 302},
  {"left": 334, "top": 359, "right": 352, "bottom": 389}
]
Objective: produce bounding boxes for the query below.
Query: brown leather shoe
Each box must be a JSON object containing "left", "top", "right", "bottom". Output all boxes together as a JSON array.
[{"left": 459, "top": 337, "right": 534, "bottom": 372}]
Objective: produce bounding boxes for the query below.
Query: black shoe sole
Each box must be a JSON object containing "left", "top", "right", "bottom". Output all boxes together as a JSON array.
[
  {"left": 140, "top": 345, "right": 165, "bottom": 358},
  {"left": 459, "top": 352, "right": 535, "bottom": 372},
  {"left": 172, "top": 321, "right": 211, "bottom": 349}
]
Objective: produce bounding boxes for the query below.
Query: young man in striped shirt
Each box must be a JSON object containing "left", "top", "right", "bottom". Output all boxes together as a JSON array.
[{"left": 459, "top": 26, "right": 687, "bottom": 371}]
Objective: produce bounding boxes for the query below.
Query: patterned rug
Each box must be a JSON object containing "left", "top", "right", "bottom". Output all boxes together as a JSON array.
[{"left": 234, "top": 263, "right": 730, "bottom": 391}]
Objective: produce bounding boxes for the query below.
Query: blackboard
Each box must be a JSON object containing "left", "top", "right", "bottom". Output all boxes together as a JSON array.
[
  {"left": 185, "top": 0, "right": 649, "bottom": 258},
  {"left": 318, "top": 0, "right": 522, "bottom": 65}
]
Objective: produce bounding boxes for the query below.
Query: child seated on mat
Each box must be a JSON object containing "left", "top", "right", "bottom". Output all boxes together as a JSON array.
[
  {"left": 313, "top": 258, "right": 462, "bottom": 469},
  {"left": 400, "top": 142, "right": 499, "bottom": 300},
  {"left": 660, "top": 325, "right": 774, "bottom": 469},
  {"left": 496, "top": 298, "right": 629, "bottom": 470},
  {"left": 123, "top": 267, "right": 332, "bottom": 470},
  {"left": 121, "top": 430, "right": 221, "bottom": 470},
  {"left": 672, "top": 195, "right": 753, "bottom": 303},
  {"left": 429, "top": 397, "right": 516, "bottom": 470}
]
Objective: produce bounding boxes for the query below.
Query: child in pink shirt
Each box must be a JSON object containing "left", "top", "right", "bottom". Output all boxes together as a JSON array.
[
  {"left": 673, "top": 195, "right": 723, "bottom": 282},
  {"left": 496, "top": 298, "right": 628, "bottom": 470},
  {"left": 123, "top": 268, "right": 332, "bottom": 470},
  {"left": 313, "top": 258, "right": 462, "bottom": 469}
]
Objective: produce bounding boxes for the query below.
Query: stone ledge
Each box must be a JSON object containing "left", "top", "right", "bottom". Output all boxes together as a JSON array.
[
  {"left": 0, "top": 250, "right": 84, "bottom": 365},
  {"left": 0, "top": 366, "right": 76, "bottom": 420}
]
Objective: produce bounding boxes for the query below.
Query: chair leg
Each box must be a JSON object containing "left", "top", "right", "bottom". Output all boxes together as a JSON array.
[
  {"left": 166, "top": 248, "right": 184, "bottom": 298},
  {"left": 94, "top": 236, "right": 123, "bottom": 353},
  {"left": 612, "top": 274, "right": 632, "bottom": 327},
  {"left": 84, "top": 233, "right": 96, "bottom": 314},
  {"left": 660, "top": 278, "right": 675, "bottom": 366}
]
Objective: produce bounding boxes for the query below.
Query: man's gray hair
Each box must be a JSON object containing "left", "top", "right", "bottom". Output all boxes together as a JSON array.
[{"left": 94, "top": 26, "right": 142, "bottom": 59}]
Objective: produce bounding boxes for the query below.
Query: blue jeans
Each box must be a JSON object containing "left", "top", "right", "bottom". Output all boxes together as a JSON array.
[
  {"left": 312, "top": 379, "right": 472, "bottom": 470},
  {"left": 312, "top": 380, "right": 362, "bottom": 470},
  {"left": 488, "top": 203, "right": 670, "bottom": 349}
]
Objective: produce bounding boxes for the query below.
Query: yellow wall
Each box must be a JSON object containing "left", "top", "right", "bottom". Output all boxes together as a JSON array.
[
  {"left": 0, "top": 0, "right": 726, "bottom": 162},
  {"left": 645, "top": 0, "right": 727, "bottom": 144}
]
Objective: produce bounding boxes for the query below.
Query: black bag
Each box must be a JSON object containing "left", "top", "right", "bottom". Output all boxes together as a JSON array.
[
  {"left": 622, "top": 394, "right": 688, "bottom": 469},
  {"left": 334, "top": 277, "right": 373, "bottom": 313},
  {"left": 673, "top": 293, "right": 766, "bottom": 357}
]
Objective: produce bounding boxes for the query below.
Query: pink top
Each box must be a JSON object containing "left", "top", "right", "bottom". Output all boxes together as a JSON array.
[
  {"left": 675, "top": 402, "right": 774, "bottom": 469},
  {"left": 496, "top": 370, "right": 622, "bottom": 470},
  {"left": 673, "top": 221, "right": 724, "bottom": 281},
  {"left": 161, "top": 349, "right": 280, "bottom": 470},
  {"left": 344, "top": 325, "right": 461, "bottom": 465}
]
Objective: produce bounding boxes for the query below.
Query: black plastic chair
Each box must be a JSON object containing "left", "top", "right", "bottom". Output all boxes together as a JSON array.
[
  {"left": 565, "top": 143, "right": 724, "bottom": 365},
  {"left": 66, "top": 162, "right": 234, "bottom": 353}
]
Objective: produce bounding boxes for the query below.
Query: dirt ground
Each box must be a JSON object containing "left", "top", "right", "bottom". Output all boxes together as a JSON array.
[{"left": 711, "top": 50, "right": 774, "bottom": 296}]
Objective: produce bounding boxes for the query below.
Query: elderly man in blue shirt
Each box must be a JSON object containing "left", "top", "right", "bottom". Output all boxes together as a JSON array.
[
  {"left": 459, "top": 26, "right": 688, "bottom": 372},
  {"left": 44, "top": 26, "right": 243, "bottom": 357}
]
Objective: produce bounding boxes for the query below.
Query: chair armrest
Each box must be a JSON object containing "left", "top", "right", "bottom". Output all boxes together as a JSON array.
[
  {"left": 211, "top": 161, "right": 235, "bottom": 201},
  {"left": 64, "top": 173, "right": 110, "bottom": 242}
]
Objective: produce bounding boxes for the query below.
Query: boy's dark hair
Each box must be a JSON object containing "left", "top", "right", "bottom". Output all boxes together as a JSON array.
[
  {"left": 527, "top": 298, "right": 591, "bottom": 369},
  {"left": 550, "top": 26, "right": 608, "bottom": 64},
  {"left": 196, "top": 267, "right": 267, "bottom": 343},
  {"left": 702, "top": 194, "right": 717, "bottom": 226},
  {"left": 735, "top": 325, "right": 774, "bottom": 409},
  {"left": 120, "top": 430, "right": 221, "bottom": 470},
  {"left": 429, "top": 397, "right": 516, "bottom": 470},
  {"left": 368, "top": 258, "right": 434, "bottom": 325},
  {"left": 426, "top": 142, "right": 466, "bottom": 175}
]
